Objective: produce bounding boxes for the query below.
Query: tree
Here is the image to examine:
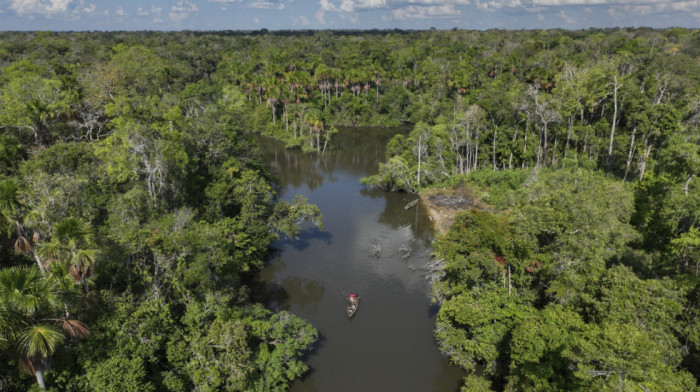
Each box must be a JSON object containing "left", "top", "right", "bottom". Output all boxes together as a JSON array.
[
  {"left": 0, "top": 266, "right": 87, "bottom": 390},
  {"left": 36, "top": 217, "right": 98, "bottom": 291}
]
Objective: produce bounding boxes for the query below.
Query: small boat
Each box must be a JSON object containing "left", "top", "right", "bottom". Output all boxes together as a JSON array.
[
  {"left": 347, "top": 296, "right": 360, "bottom": 318},
  {"left": 404, "top": 199, "right": 419, "bottom": 210}
]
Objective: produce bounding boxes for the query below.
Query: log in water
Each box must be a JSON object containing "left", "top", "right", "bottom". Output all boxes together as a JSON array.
[{"left": 256, "top": 127, "right": 464, "bottom": 392}]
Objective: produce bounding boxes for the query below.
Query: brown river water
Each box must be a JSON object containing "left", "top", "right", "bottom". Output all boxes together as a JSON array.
[{"left": 255, "top": 128, "right": 464, "bottom": 392}]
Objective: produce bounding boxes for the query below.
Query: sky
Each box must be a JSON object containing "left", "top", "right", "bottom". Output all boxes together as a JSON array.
[{"left": 0, "top": 0, "right": 698, "bottom": 31}]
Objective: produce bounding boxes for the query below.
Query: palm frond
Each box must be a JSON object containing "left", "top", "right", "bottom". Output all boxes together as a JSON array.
[
  {"left": 14, "top": 235, "right": 32, "bottom": 254},
  {"left": 60, "top": 318, "right": 89, "bottom": 339},
  {"left": 54, "top": 218, "right": 87, "bottom": 245},
  {"left": 19, "top": 355, "right": 51, "bottom": 375},
  {"left": 18, "top": 324, "right": 65, "bottom": 358},
  {"left": 35, "top": 240, "right": 64, "bottom": 263},
  {"left": 68, "top": 266, "right": 82, "bottom": 283},
  {"left": 0, "top": 266, "right": 43, "bottom": 314},
  {"left": 72, "top": 248, "right": 98, "bottom": 269}
]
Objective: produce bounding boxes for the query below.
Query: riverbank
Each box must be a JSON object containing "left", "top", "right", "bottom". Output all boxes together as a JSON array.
[{"left": 420, "top": 186, "right": 488, "bottom": 235}]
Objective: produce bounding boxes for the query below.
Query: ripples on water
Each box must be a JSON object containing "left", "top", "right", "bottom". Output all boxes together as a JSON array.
[{"left": 256, "top": 128, "right": 464, "bottom": 392}]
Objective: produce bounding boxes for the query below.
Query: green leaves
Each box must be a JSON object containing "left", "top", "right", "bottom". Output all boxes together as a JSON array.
[
  {"left": 18, "top": 324, "right": 65, "bottom": 358},
  {"left": 0, "top": 266, "right": 62, "bottom": 315},
  {"left": 433, "top": 167, "right": 697, "bottom": 390},
  {"left": 0, "top": 178, "right": 21, "bottom": 236},
  {"left": 564, "top": 322, "right": 696, "bottom": 392},
  {"left": 85, "top": 355, "right": 155, "bottom": 392}
]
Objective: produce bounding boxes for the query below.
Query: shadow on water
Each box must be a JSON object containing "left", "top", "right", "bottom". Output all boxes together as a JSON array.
[
  {"left": 281, "top": 276, "right": 325, "bottom": 313},
  {"left": 427, "top": 302, "right": 441, "bottom": 318},
  {"left": 273, "top": 227, "right": 333, "bottom": 252},
  {"left": 254, "top": 127, "right": 465, "bottom": 392},
  {"left": 248, "top": 279, "right": 288, "bottom": 312}
]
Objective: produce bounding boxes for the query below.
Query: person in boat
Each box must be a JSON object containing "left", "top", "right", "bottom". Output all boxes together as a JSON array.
[{"left": 348, "top": 294, "right": 357, "bottom": 305}]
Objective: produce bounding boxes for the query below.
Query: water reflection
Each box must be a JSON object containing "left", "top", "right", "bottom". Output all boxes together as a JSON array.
[
  {"left": 256, "top": 128, "right": 464, "bottom": 392},
  {"left": 281, "top": 276, "right": 325, "bottom": 313},
  {"left": 275, "top": 227, "right": 333, "bottom": 252}
]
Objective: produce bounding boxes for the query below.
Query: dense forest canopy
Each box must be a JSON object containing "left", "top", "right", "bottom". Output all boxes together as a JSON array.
[{"left": 0, "top": 28, "right": 698, "bottom": 391}]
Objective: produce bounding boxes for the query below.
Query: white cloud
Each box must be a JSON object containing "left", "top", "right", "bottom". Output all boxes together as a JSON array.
[
  {"left": 476, "top": 0, "right": 521, "bottom": 10},
  {"left": 308, "top": 0, "right": 699, "bottom": 25},
  {"left": 249, "top": 1, "right": 277, "bottom": 8},
  {"left": 315, "top": 8, "right": 327, "bottom": 22},
  {"left": 208, "top": 0, "right": 290, "bottom": 8},
  {"left": 393, "top": 4, "right": 460, "bottom": 18},
  {"left": 9, "top": 0, "right": 73, "bottom": 16},
  {"left": 116, "top": 6, "right": 126, "bottom": 16},
  {"left": 472, "top": 0, "right": 700, "bottom": 15},
  {"left": 68, "top": 0, "right": 99, "bottom": 15},
  {"left": 557, "top": 9, "right": 575, "bottom": 22},
  {"left": 139, "top": 5, "right": 163, "bottom": 16},
  {"left": 607, "top": 5, "right": 622, "bottom": 17},
  {"left": 297, "top": 15, "right": 311, "bottom": 25},
  {"left": 172, "top": 0, "right": 199, "bottom": 12},
  {"left": 254, "top": 16, "right": 260, "bottom": 22},
  {"left": 670, "top": 1, "right": 700, "bottom": 12},
  {"left": 625, "top": 4, "right": 652, "bottom": 13},
  {"left": 169, "top": 0, "right": 198, "bottom": 23}
]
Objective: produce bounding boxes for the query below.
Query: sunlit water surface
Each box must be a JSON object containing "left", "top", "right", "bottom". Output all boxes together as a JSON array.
[{"left": 256, "top": 128, "right": 464, "bottom": 392}]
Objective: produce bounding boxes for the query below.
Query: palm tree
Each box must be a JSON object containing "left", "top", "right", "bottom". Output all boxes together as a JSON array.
[
  {"left": 0, "top": 179, "right": 49, "bottom": 274},
  {"left": 0, "top": 179, "right": 20, "bottom": 237},
  {"left": 0, "top": 266, "right": 88, "bottom": 390},
  {"left": 36, "top": 217, "right": 98, "bottom": 291}
]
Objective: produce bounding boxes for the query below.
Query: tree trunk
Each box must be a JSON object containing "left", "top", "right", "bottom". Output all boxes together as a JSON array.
[
  {"left": 609, "top": 75, "right": 621, "bottom": 155},
  {"left": 507, "top": 265, "right": 512, "bottom": 297},
  {"left": 35, "top": 370, "right": 46, "bottom": 390},
  {"left": 509, "top": 127, "right": 518, "bottom": 169},
  {"left": 492, "top": 126, "right": 497, "bottom": 170},
  {"left": 536, "top": 130, "right": 542, "bottom": 167},
  {"left": 32, "top": 249, "right": 46, "bottom": 275},
  {"left": 564, "top": 114, "right": 573, "bottom": 159},
  {"left": 543, "top": 121, "right": 548, "bottom": 165},
  {"left": 417, "top": 134, "right": 422, "bottom": 186},
  {"left": 316, "top": 131, "right": 321, "bottom": 154},
  {"left": 639, "top": 138, "right": 652, "bottom": 182},
  {"left": 624, "top": 126, "right": 637, "bottom": 181},
  {"left": 322, "top": 132, "right": 330, "bottom": 155},
  {"left": 685, "top": 174, "right": 693, "bottom": 196}
]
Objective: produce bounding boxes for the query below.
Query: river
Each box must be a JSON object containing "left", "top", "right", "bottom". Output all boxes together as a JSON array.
[{"left": 256, "top": 128, "right": 464, "bottom": 392}]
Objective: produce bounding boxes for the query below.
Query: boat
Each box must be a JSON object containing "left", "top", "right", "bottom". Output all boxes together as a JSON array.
[
  {"left": 347, "top": 296, "right": 360, "bottom": 317},
  {"left": 404, "top": 199, "right": 419, "bottom": 210}
]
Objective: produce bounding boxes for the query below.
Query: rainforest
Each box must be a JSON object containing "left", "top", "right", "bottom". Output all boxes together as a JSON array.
[{"left": 0, "top": 28, "right": 698, "bottom": 391}]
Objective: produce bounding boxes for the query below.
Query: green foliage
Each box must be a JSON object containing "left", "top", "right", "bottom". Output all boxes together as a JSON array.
[
  {"left": 1, "top": 28, "right": 699, "bottom": 391},
  {"left": 507, "top": 305, "right": 584, "bottom": 391},
  {"left": 564, "top": 322, "right": 696, "bottom": 392},
  {"left": 84, "top": 355, "right": 155, "bottom": 392},
  {"left": 433, "top": 167, "right": 698, "bottom": 391}
]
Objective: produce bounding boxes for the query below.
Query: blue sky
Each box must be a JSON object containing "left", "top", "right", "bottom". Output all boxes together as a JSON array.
[{"left": 0, "top": 0, "right": 698, "bottom": 31}]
